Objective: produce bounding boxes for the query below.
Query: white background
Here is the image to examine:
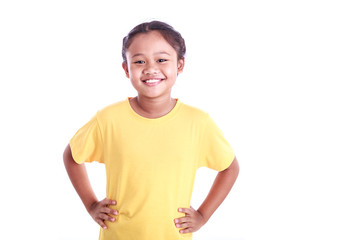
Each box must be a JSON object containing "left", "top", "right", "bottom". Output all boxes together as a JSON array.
[{"left": 0, "top": 0, "right": 359, "bottom": 239}]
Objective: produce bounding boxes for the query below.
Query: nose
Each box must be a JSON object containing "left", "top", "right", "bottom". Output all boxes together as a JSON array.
[{"left": 143, "top": 61, "right": 159, "bottom": 75}]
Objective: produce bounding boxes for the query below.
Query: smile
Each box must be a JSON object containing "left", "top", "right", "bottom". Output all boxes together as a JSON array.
[{"left": 142, "top": 78, "right": 164, "bottom": 86}]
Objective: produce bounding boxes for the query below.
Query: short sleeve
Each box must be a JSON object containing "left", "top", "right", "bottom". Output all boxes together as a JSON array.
[
  {"left": 69, "top": 114, "right": 104, "bottom": 164},
  {"left": 198, "top": 115, "right": 235, "bottom": 171}
]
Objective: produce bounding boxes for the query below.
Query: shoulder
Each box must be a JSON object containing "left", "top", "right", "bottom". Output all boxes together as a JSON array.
[
  {"left": 96, "top": 100, "right": 128, "bottom": 121},
  {"left": 179, "top": 101, "right": 211, "bottom": 123}
]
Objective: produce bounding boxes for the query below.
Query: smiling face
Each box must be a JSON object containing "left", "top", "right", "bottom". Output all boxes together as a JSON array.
[{"left": 122, "top": 31, "right": 185, "bottom": 100}]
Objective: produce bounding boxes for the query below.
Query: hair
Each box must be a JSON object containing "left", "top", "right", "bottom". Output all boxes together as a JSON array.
[{"left": 122, "top": 21, "right": 186, "bottom": 63}]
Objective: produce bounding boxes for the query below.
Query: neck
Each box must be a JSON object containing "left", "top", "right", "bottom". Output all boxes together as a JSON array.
[{"left": 130, "top": 95, "right": 177, "bottom": 119}]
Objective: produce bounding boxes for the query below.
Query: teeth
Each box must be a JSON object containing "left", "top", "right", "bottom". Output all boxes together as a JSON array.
[{"left": 145, "top": 79, "right": 161, "bottom": 83}]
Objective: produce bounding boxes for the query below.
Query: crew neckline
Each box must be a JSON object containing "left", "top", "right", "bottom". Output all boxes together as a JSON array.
[{"left": 126, "top": 97, "right": 181, "bottom": 123}]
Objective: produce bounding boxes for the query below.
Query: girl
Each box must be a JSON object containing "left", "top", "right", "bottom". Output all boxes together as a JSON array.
[{"left": 63, "top": 21, "right": 239, "bottom": 240}]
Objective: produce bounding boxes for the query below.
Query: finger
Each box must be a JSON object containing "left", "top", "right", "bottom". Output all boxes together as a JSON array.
[
  {"left": 175, "top": 222, "right": 191, "bottom": 229},
  {"left": 178, "top": 207, "right": 193, "bottom": 215},
  {"left": 102, "top": 198, "right": 117, "bottom": 206},
  {"left": 99, "top": 212, "right": 116, "bottom": 222},
  {"left": 96, "top": 218, "right": 108, "bottom": 229},
  {"left": 179, "top": 227, "right": 193, "bottom": 234},
  {"left": 100, "top": 206, "right": 118, "bottom": 216},
  {"left": 174, "top": 216, "right": 191, "bottom": 224}
]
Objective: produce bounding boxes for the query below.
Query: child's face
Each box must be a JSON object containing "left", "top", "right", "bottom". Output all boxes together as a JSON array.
[{"left": 122, "top": 31, "right": 184, "bottom": 100}]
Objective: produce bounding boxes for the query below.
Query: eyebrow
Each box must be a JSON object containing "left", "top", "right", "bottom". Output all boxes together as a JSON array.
[{"left": 131, "top": 51, "right": 171, "bottom": 58}]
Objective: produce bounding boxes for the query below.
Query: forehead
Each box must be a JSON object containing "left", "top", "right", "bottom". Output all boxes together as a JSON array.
[{"left": 126, "top": 31, "right": 176, "bottom": 57}]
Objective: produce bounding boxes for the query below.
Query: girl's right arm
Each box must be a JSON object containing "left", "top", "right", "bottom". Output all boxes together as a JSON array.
[{"left": 63, "top": 144, "right": 118, "bottom": 229}]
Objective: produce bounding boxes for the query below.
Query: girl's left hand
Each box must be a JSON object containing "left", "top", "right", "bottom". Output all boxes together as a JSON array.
[{"left": 174, "top": 206, "right": 206, "bottom": 234}]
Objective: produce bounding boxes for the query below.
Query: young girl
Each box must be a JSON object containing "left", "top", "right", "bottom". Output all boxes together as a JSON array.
[{"left": 63, "top": 21, "right": 239, "bottom": 240}]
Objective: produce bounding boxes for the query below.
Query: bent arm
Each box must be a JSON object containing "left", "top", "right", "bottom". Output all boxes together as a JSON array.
[
  {"left": 197, "top": 157, "right": 239, "bottom": 222},
  {"left": 63, "top": 144, "right": 98, "bottom": 211}
]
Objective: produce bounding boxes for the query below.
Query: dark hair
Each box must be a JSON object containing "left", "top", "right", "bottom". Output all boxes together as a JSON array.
[{"left": 122, "top": 21, "right": 186, "bottom": 63}]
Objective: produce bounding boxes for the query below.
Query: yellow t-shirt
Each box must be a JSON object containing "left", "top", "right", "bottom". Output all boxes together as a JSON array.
[{"left": 70, "top": 98, "right": 234, "bottom": 240}]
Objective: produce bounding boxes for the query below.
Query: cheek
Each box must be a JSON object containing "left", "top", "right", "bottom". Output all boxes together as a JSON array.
[
  {"left": 128, "top": 66, "right": 141, "bottom": 78},
  {"left": 163, "top": 65, "right": 178, "bottom": 77}
]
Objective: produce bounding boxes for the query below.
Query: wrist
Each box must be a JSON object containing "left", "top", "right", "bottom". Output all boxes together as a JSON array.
[
  {"left": 197, "top": 208, "right": 210, "bottom": 224},
  {"left": 85, "top": 199, "right": 99, "bottom": 213}
]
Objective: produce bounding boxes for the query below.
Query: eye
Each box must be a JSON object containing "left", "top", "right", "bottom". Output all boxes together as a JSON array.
[
  {"left": 157, "top": 59, "right": 167, "bottom": 63},
  {"left": 134, "top": 60, "right": 145, "bottom": 64}
]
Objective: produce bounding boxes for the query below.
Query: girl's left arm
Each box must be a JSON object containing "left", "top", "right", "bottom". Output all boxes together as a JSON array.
[{"left": 174, "top": 157, "right": 240, "bottom": 234}]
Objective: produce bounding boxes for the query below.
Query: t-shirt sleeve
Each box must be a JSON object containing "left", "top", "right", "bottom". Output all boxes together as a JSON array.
[
  {"left": 69, "top": 113, "right": 104, "bottom": 164},
  {"left": 198, "top": 115, "right": 235, "bottom": 171}
]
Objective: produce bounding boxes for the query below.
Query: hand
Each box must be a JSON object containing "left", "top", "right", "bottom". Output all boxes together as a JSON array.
[
  {"left": 174, "top": 206, "right": 206, "bottom": 234},
  {"left": 88, "top": 198, "right": 118, "bottom": 229}
]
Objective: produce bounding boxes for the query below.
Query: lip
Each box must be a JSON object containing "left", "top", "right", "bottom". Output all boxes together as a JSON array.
[{"left": 141, "top": 78, "right": 165, "bottom": 86}]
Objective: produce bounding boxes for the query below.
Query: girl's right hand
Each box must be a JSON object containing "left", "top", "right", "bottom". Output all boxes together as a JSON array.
[{"left": 88, "top": 198, "right": 118, "bottom": 229}]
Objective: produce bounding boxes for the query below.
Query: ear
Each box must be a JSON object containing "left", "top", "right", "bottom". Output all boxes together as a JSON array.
[
  {"left": 122, "top": 62, "right": 130, "bottom": 78},
  {"left": 177, "top": 58, "right": 185, "bottom": 75}
]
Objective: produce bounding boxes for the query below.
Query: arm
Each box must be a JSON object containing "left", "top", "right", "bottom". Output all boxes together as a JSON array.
[
  {"left": 63, "top": 144, "right": 118, "bottom": 229},
  {"left": 174, "top": 157, "right": 239, "bottom": 233}
]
